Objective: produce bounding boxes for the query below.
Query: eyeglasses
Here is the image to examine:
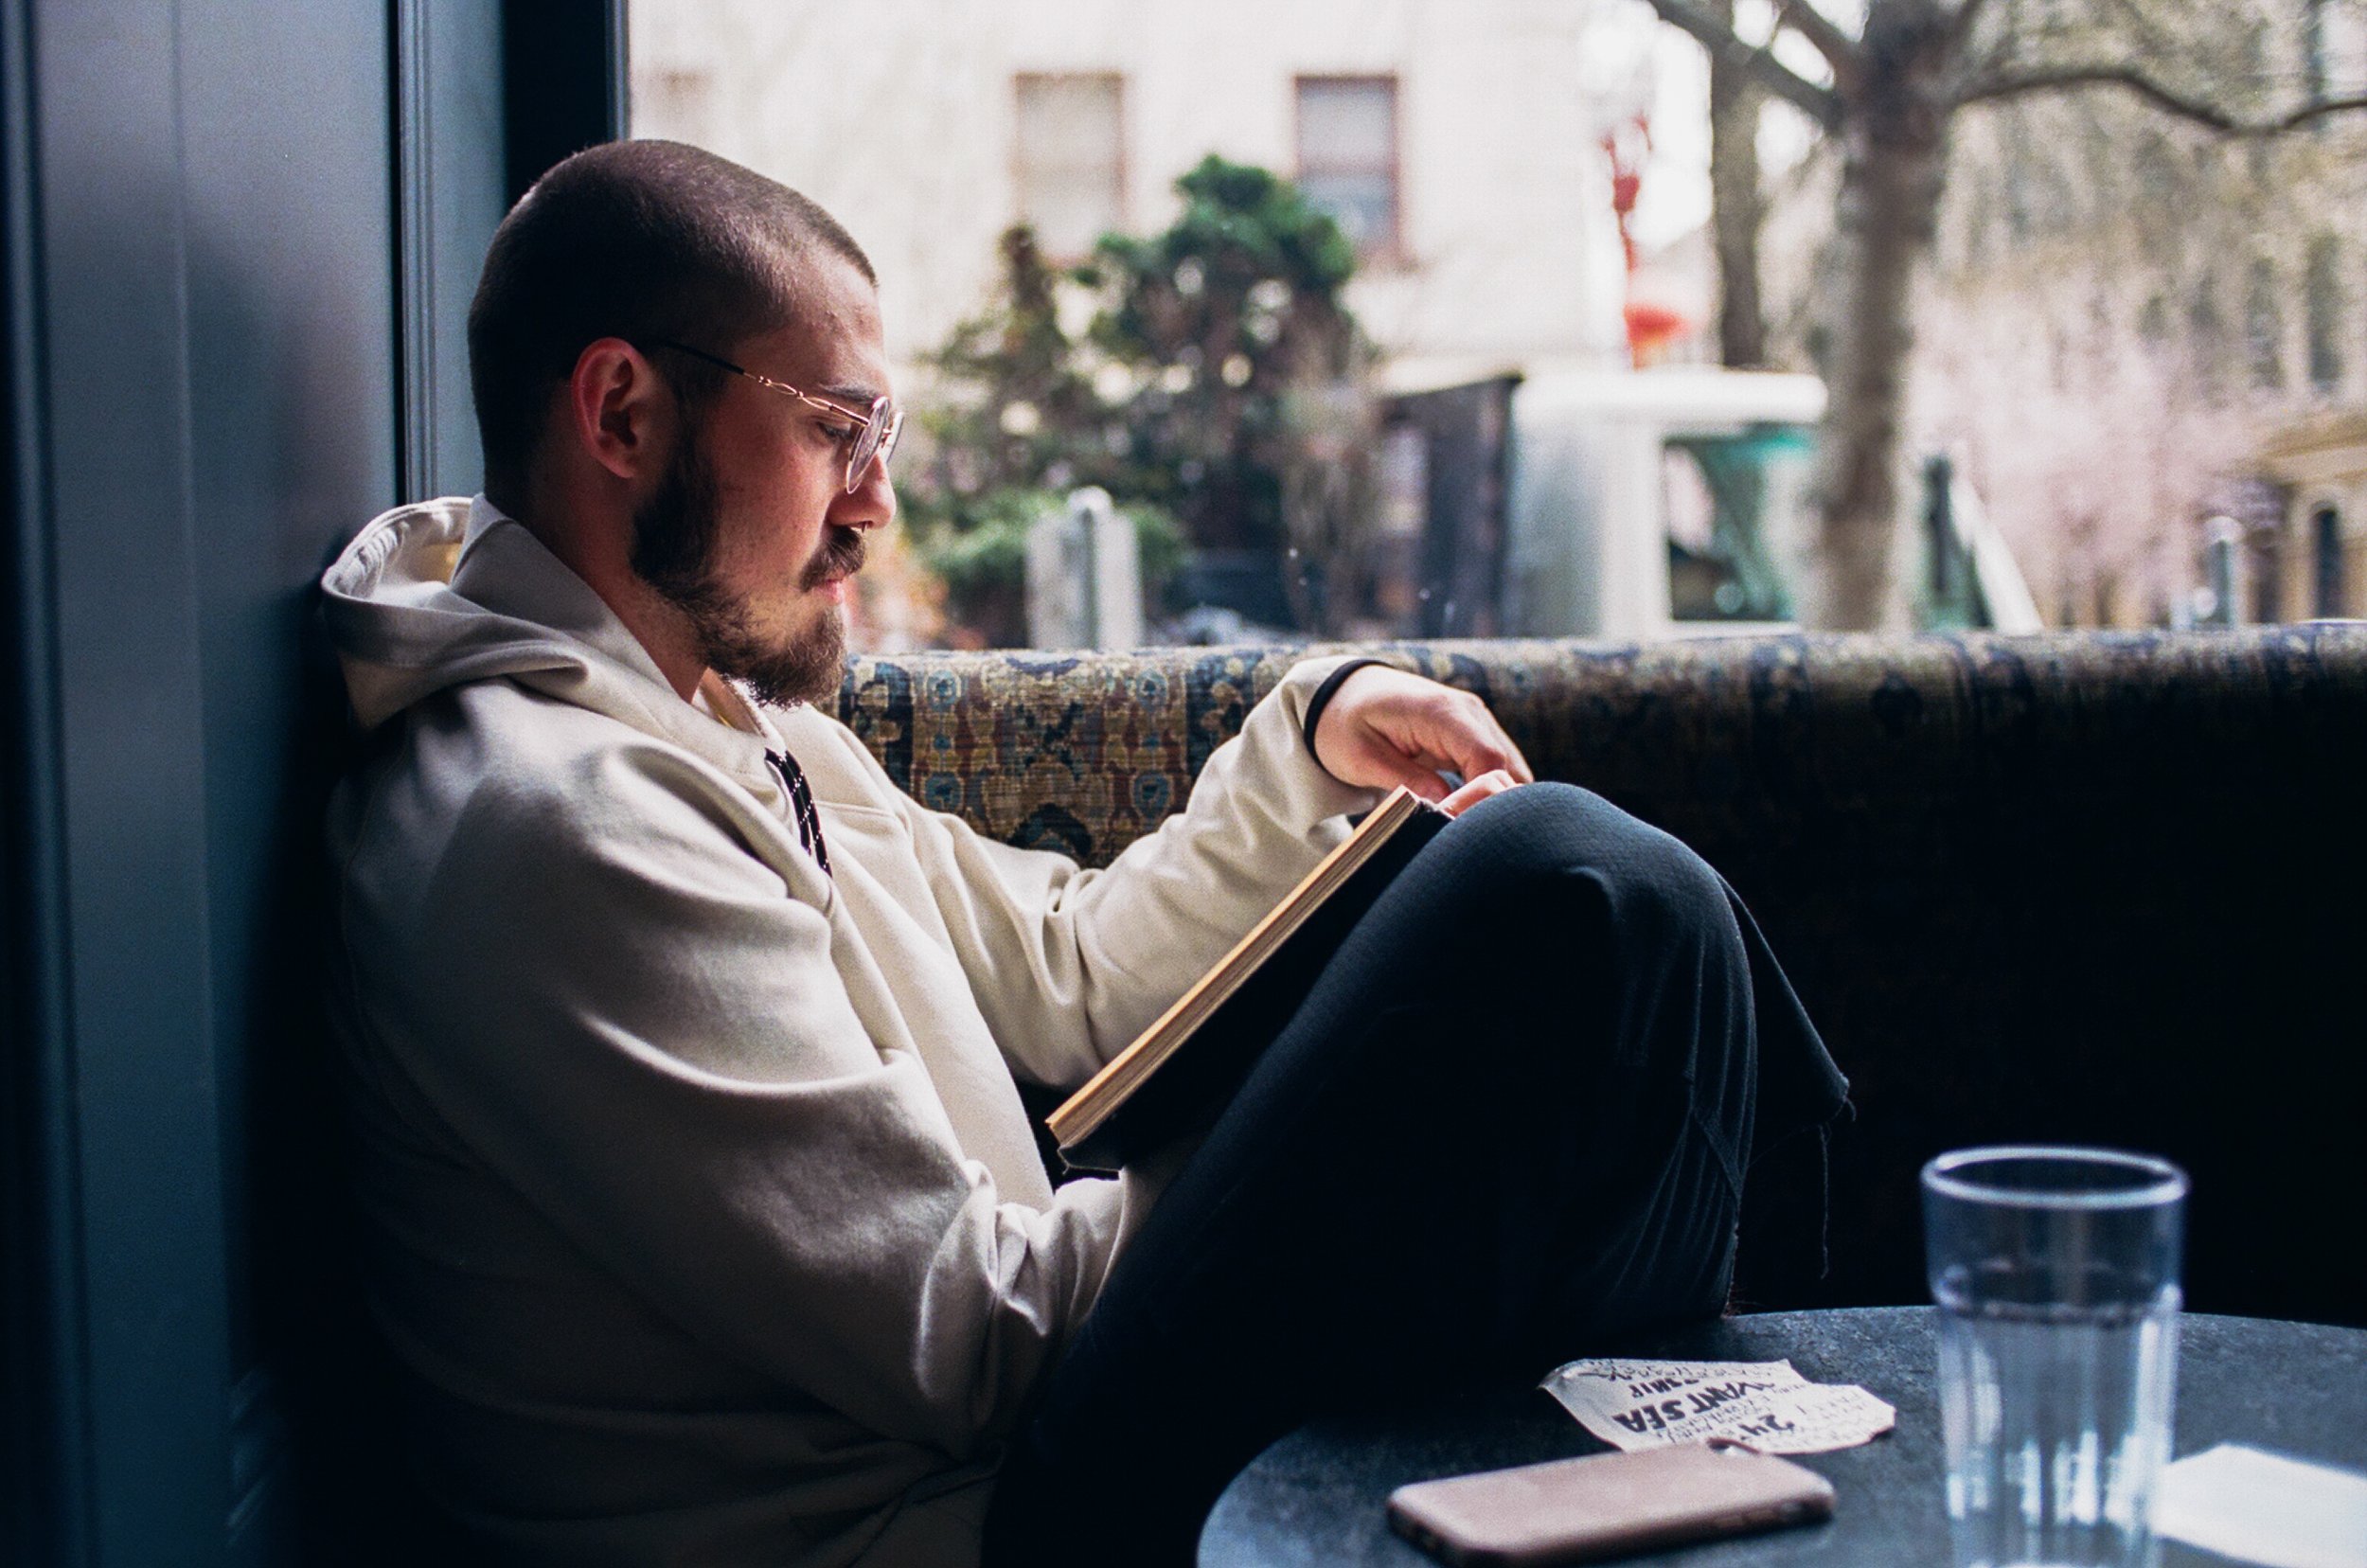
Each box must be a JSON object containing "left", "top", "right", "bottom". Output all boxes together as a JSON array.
[{"left": 651, "top": 339, "right": 902, "bottom": 494}]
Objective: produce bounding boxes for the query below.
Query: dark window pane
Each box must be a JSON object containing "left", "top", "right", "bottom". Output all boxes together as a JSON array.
[{"left": 2316, "top": 508, "right": 2345, "bottom": 616}]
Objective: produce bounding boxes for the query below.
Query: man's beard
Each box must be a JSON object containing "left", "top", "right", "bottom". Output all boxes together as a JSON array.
[{"left": 630, "top": 428, "right": 864, "bottom": 709}]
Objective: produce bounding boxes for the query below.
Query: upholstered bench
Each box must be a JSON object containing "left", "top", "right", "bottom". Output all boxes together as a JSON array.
[{"left": 840, "top": 628, "right": 2367, "bottom": 1329}]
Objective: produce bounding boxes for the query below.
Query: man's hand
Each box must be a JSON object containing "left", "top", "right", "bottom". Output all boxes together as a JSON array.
[{"left": 1311, "top": 665, "right": 1534, "bottom": 815}]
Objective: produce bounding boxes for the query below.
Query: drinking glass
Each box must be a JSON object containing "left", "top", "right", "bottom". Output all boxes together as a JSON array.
[{"left": 1922, "top": 1146, "right": 2188, "bottom": 1568}]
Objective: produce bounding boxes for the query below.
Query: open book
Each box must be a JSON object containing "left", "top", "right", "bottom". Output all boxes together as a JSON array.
[{"left": 1047, "top": 785, "right": 1450, "bottom": 1171}]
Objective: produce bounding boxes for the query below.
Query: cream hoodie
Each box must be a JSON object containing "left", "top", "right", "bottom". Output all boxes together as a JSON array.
[{"left": 319, "top": 497, "right": 1377, "bottom": 1565}]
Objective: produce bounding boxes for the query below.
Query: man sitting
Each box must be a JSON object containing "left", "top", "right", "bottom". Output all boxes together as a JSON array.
[{"left": 319, "top": 139, "right": 1846, "bottom": 1566}]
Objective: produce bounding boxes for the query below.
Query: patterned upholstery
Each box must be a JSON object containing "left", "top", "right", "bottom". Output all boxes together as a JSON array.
[{"left": 840, "top": 628, "right": 2367, "bottom": 1328}]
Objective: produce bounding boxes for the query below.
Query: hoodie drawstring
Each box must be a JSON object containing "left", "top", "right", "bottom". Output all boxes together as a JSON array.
[{"left": 765, "top": 749, "right": 832, "bottom": 878}]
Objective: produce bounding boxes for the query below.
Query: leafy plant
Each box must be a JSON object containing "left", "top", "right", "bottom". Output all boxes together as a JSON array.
[{"left": 902, "top": 156, "right": 1379, "bottom": 642}]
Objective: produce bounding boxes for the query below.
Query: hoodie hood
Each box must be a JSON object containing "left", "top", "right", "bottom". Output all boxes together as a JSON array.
[{"left": 320, "top": 495, "right": 781, "bottom": 773}]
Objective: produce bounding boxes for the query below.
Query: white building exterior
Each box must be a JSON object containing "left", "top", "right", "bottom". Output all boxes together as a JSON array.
[{"left": 628, "top": 0, "right": 1640, "bottom": 380}]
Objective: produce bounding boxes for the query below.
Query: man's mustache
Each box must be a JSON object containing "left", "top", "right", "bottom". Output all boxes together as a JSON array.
[{"left": 802, "top": 527, "right": 866, "bottom": 588}]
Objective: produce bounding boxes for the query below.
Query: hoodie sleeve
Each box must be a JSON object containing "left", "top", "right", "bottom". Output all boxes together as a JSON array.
[
  {"left": 869, "top": 653, "right": 1396, "bottom": 1088},
  {"left": 337, "top": 716, "right": 1141, "bottom": 1459}
]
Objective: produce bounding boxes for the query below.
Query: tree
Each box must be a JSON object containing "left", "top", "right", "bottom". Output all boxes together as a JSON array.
[
  {"left": 1900, "top": 71, "right": 2358, "bottom": 628},
  {"left": 1085, "top": 156, "right": 1379, "bottom": 633},
  {"left": 1646, "top": 0, "right": 2367, "bottom": 628},
  {"left": 1707, "top": 0, "right": 1770, "bottom": 366},
  {"left": 905, "top": 156, "right": 1379, "bottom": 643},
  {"left": 900, "top": 225, "right": 1123, "bottom": 645}
]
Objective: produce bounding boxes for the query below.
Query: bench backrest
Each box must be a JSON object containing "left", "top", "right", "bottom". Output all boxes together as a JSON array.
[{"left": 842, "top": 628, "right": 2367, "bottom": 1327}]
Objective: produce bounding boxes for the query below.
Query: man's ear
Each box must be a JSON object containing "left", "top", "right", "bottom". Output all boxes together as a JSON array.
[{"left": 565, "top": 337, "right": 672, "bottom": 483}]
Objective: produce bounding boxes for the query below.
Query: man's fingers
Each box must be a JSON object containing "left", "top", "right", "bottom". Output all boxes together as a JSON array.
[
  {"left": 1418, "top": 689, "right": 1531, "bottom": 787},
  {"left": 1436, "top": 714, "right": 1532, "bottom": 788},
  {"left": 1445, "top": 736, "right": 1520, "bottom": 784},
  {"left": 1310, "top": 665, "right": 1533, "bottom": 793},
  {"left": 1439, "top": 769, "right": 1518, "bottom": 817},
  {"left": 1368, "top": 712, "right": 1530, "bottom": 797}
]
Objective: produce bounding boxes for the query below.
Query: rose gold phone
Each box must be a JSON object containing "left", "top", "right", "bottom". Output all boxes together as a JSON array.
[{"left": 1384, "top": 1442, "right": 1835, "bottom": 1566}]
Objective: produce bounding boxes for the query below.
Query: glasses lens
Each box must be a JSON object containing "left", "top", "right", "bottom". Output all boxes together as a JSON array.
[{"left": 843, "top": 399, "right": 897, "bottom": 491}]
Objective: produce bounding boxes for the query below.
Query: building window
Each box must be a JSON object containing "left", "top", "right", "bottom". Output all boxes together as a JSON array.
[
  {"left": 2004, "top": 154, "right": 2033, "bottom": 239},
  {"left": 2305, "top": 236, "right": 2344, "bottom": 393},
  {"left": 1295, "top": 75, "right": 1400, "bottom": 258},
  {"left": 1012, "top": 73, "right": 1126, "bottom": 259},
  {"left": 2315, "top": 507, "right": 2344, "bottom": 616},
  {"left": 2251, "top": 520, "right": 2285, "bottom": 624},
  {"left": 2246, "top": 257, "right": 2285, "bottom": 391},
  {"left": 2189, "top": 275, "right": 2225, "bottom": 399}
]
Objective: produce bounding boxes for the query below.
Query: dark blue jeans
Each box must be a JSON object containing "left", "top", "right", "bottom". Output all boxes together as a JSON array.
[{"left": 981, "top": 784, "right": 1848, "bottom": 1566}]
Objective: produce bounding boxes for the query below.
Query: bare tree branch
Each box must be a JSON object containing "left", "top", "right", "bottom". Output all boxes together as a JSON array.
[
  {"left": 1948, "top": 0, "right": 2019, "bottom": 88},
  {"left": 2096, "top": 0, "right": 2234, "bottom": 99},
  {"left": 1952, "top": 63, "right": 2367, "bottom": 136},
  {"left": 2099, "top": 0, "right": 2182, "bottom": 57},
  {"left": 1950, "top": 0, "right": 2000, "bottom": 44},
  {"left": 1771, "top": 0, "right": 1861, "bottom": 90},
  {"left": 1644, "top": 0, "right": 1844, "bottom": 129}
]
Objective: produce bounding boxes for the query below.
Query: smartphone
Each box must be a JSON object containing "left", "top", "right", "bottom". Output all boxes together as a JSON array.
[{"left": 1384, "top": 1442, "right": 1835, "bottom": 1566}]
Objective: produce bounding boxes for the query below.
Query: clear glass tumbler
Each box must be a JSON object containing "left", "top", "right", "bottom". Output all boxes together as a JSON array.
[{"left": 1922, "top": 1146, "right": 2188, "bottom": 1568}]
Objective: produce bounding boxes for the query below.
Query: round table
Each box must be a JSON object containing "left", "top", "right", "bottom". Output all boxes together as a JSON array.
[{"left": 1198, "top": 1307, "right": 2367, "bottom": 1566}]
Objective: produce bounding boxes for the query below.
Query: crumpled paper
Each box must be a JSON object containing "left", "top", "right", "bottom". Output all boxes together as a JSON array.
[{"left": 1540, "top": 1356, "right": 1895, "bottom": 1454}]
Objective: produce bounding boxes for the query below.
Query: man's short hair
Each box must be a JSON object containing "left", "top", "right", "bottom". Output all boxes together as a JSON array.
[{"left": 467, "top": 139, "right": 874, "bottom": 501}]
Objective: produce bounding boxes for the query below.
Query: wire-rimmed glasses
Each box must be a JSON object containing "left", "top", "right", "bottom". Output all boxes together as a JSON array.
[{"left": 651, "top": 339, "right": 901, "bottom": 493}]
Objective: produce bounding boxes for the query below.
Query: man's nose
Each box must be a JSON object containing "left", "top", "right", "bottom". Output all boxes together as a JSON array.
[{"left": 833, "top": 453, "right": 897, "bottom": 531}]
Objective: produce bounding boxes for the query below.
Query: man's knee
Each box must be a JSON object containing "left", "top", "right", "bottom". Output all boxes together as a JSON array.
[
  {"left": 1451, "top": 783, "right": 1734, "bottom": 954},
  {"left": 1481, "top": 789, "right": 1759, "bottom": 1124},
  {"left": 1309, "top": 784, "right": 1747, "bottom": 1107}
]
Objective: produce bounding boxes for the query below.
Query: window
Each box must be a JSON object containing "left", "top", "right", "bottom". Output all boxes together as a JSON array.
[
  {"left": 2189, "top": 275, "right": 2226, "bottom": 398},
  {"left": 1663, "top": 428, "right": 1807, "bottom": 623},
  {"left": 2004, "top": 154, "right": 2033, "bottom": 240},
  {"left": 620, "top": 2, "right": 2366, "bottom": 650},
  {"left": 1295, "top": 76, "right": 1400, "bottom": 257},
  {"left": 2252, "top": 520, "right": 2284, "bottom": 625},
  {"left": 1012, "top": 73, "right": 1126, "bottom": 258},
  {"left": 2315, "top": 507, "right": 2345, "bottom": 616},
  {"left": 2246, "top": 257, "right": 2285, "bottom": 391},
  {"left": 2305, "top": 236, "right": 2344, "bottom": 393}
]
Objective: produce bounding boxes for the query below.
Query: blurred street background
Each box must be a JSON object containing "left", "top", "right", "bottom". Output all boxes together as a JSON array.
[{"left": 630, "top": 0, "right": 2367, "bottom": 649}]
